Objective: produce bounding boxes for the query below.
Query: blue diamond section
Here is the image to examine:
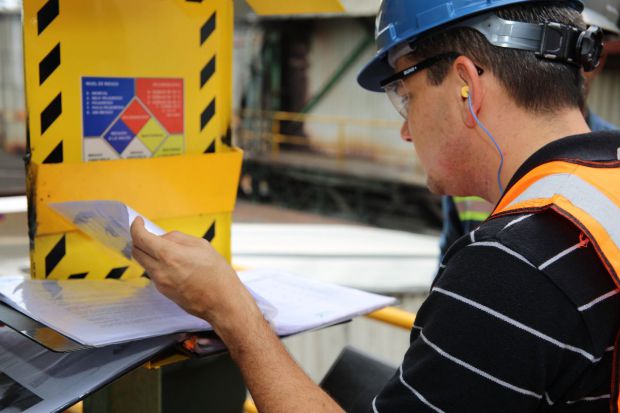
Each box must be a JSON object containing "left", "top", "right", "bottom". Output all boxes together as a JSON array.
[
  {"left": 82, "top": 77, "right": 135, "bottom": 137},
  {"left": 104, "top": 119, "right": 135, "bottom": 154}
]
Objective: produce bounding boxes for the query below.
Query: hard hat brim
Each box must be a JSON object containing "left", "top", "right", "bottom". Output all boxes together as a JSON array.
[{"left": 357, "top": 52, "right": 391, "bottom": 92}]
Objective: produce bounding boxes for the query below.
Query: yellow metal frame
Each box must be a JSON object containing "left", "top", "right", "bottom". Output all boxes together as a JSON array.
[
  {"left": 34, "top": 148, "right": 242, "bottom": 235},
  {"left": 23, "top": 0, "right": 240, "bottom": 280}
]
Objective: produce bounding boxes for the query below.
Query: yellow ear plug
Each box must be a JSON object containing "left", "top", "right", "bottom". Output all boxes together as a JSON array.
[{"left": 461, "top": 85, "right": 470, "bottom": 99}]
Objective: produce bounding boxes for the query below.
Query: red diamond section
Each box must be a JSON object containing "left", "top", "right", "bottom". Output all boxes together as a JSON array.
[
  {"left": 120, "top": 99, "right": 151, "bottom": 135},
  {"left": 136, "top": 78, "right": 184, "bottom": 134}
]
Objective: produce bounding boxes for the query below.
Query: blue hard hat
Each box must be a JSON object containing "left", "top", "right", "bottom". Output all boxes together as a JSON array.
[{"left": 358, "top": 0, "right": 584, "bottom": 92}]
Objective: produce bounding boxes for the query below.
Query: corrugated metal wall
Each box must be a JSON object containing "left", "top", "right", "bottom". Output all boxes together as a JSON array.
[
  {"left": 0, "top": 12, "right": 25, "bottom": 150},
  {"left": 304, "top": 19, "right": 414, "bottom": 166}
]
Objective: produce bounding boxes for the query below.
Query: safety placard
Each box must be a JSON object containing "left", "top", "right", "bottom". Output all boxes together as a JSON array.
[{"left": 82, "top": 77, "right": 184, "bottom": 161}]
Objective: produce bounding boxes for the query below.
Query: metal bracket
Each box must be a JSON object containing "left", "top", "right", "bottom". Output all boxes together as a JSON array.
[{"left": 536, "top": 22, "right": 581, "bottom": 64}]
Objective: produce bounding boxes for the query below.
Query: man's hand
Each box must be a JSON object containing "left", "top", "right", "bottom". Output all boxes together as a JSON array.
[
  {"left": 130, "top": 217, "right": 344, "bottom": 413},
  {"left": 130, "top": 216, "right": 259, "bottom": 333}
]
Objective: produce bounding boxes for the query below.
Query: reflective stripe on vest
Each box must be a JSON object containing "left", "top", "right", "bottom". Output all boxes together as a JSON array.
[
  {"left": 453, "top": 196, "right": 493, "bottom": 223},
  {"left": 494, "top": 160, "right": 620, "bottom": 285},
  {"left": 491, "top": 159, "right": 620, "bottom": 412}
]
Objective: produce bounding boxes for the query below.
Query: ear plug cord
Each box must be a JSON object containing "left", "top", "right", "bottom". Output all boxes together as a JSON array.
[{"left": 467, "top": 93, "right": 505, "bottom": 195}]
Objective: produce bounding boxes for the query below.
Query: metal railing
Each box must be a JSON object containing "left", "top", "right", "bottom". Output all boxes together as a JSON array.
[{"left": 236, "top": 109, "right": 405, "bottom": 162}]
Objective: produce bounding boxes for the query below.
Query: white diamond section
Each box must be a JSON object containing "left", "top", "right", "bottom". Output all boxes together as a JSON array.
[
  {"left": 83, "top": 137, "right": 119, "bottom": 162},
  {"left": 121, "top": 137, "right": 151, "bottom": 159}
]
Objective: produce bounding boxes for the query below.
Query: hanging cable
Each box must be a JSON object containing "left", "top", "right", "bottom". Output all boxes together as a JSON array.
[{"left": 467, "top": 94, "right": 505, "bottom": 194}]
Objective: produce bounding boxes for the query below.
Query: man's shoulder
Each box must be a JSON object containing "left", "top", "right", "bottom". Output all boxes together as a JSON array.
[
  {"left": 439, "top": 210, "right": 620, "bottom": 354},
  {"left": 444, "top": 209, "right": 598, "bottom": 268}
]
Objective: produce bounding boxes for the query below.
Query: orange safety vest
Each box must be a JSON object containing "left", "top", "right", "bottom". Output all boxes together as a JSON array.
[{"left": 490, "top": 158, "right": 620, "bottom": 412}]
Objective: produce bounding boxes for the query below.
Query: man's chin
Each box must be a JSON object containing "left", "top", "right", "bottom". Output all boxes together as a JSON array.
[{"left": 425, "top": 177, "right": 445, "bottom": 196}]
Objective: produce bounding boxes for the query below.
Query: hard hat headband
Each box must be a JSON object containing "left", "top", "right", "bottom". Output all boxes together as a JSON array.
[
  {"left": 447, "top": 12, "right": 604, "bottom": 71},
  {"left": 358, "top": 1, "right": 591, "bottom": 92}
]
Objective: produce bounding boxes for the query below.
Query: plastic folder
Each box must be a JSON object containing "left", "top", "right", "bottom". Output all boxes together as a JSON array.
[{"left": 0, "top": 327, "right": 175, "bottom": 413}]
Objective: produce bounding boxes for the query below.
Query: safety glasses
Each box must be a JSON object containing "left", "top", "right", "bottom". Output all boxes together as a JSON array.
[{"left": 380, "top": 52, "right": 482, "bottom": 119}]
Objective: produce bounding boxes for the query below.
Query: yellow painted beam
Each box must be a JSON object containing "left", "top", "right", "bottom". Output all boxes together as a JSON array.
[
  {"left": 244, "top": 398, "right": 259, "bottom": 413},
  {"left": 366, "top": 307, "right": 416, "bottom": 330},
  {"left": 245, "top": 0, "right": 344, "bottom": 15}
]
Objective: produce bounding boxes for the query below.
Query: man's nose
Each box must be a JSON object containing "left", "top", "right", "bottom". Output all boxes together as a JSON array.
[{"left": 400, "top": 120, "right": 412, "bottom": 142}]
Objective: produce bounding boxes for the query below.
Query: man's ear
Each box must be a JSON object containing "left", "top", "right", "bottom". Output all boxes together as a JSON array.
[{"left": 453, "top": 55, "right": 483, "bottom": 129}]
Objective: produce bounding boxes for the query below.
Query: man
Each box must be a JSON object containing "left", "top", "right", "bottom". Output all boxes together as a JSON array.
[
  {"left": 440, "top": 0, "right": 620, "bottom": 261},
  {"left": 131, "top": 0, "right": 620, "bottom": 411}
]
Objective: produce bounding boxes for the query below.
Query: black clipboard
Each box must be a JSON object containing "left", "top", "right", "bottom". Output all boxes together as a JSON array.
[
  {"left": 0, "top": 302, "right": 235, "bottom": 412},
  {"left": 0, "top": 326, "right": 178, "bottom": 413}
]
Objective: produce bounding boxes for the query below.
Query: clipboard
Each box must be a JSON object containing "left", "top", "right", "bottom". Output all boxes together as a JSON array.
[
  {"left": 0, "top": 326, "right": 177, "bottom": 413},
  {"left": 0, "top": 302, "right": 91, "bottom": 352},
  {"left": 0, "top": 303, "right": 238, "bottom": 412}
]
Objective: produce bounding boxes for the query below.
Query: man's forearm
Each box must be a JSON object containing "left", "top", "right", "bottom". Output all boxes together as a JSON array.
[
  {"left": 215, "top": 295, "right": 344, "bottom": 413},
  {"left": 129, "top": 221, "right": 343, "bottom": 412}
]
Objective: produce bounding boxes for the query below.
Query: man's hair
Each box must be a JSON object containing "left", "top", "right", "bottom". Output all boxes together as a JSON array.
[{"left": 409, "top": 2, "right": 586, "bottom": 113}]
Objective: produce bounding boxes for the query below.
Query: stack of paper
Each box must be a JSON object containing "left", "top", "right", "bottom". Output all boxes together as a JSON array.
[{"left": 0, "top": 269, "right": 396, "bottom": 348}]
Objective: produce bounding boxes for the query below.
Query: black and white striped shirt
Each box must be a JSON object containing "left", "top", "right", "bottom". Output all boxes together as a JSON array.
[{"left": 373, "top": 131, "right": 620, "bottom": 412}]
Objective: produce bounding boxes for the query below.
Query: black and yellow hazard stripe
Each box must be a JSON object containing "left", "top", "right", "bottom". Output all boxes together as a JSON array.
[
  {"left": 203, "top": 221, "right": 216, "bottom": 242},
  {"left": 37, "top": 0, "right": 64, "bottom": 163},
  {"left": 199, "top": 10, "right": 218, "bottom": 153},
  {"left": 44, "top": 234, "right": 65, "bottom": 278},
  {"left": 37, "top": 0, "right": 58, "bottom": 34},
  {"left": 36, "top": 214, "right": 227, "bottom": 280},
  {"left": 38, "top": 43, "right": 60, "bottom": 85}
]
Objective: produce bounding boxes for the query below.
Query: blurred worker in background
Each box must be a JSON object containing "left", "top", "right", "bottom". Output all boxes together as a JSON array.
[
  {"left": 440, "top": 0, "right": 620, "bottom": 261},
  {"left": 132, "top": 0, "right": 620, "bottom": 411}
]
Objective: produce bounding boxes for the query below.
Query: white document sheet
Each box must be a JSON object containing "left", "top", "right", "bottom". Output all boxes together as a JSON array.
[
  {"left": 238, "top": 269, "right": 397, "bottom": 336},
  {"left": 49, "top": 200, "right": 165, "bottom": 259},
  {"left": 0, "top": 276, "right": 209, "bottom": 347},
  {"left": 0, "top": 270, "right": 396, "bottom": 347}
]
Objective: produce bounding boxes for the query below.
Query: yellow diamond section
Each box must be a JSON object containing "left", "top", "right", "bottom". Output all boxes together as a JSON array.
[
  {"left": 137, "top": 118, "right": 167, "bottom": 153},
  {"left": 155, "top": 134, "right": 184, "bottom": 157}
]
